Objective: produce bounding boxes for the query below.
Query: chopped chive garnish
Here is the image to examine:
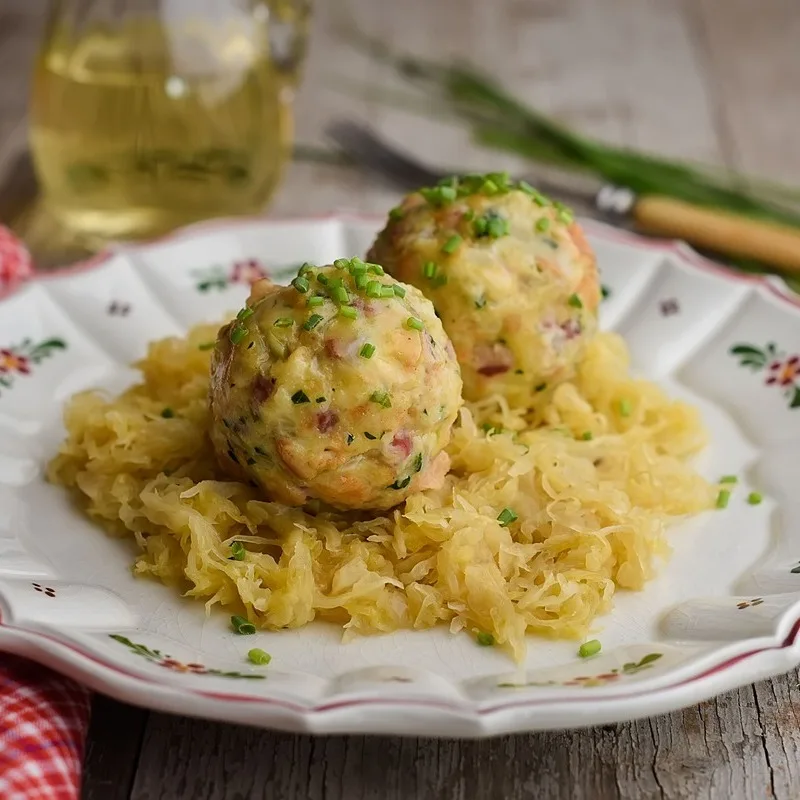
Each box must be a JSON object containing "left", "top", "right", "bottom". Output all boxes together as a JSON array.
[
  {"left": 497, "top": 507, "right": 518, "bottom": 526},
  {"left": 333, "top": 258, "right": 350, "bottom": 269},
  {"left": 366, "top": 280, "right": 382, "bottom": 298},
  {"left": 229, "top": 541, "right": 246, "bottom": 561},
  {"left": 406, "top": 317, "right": 424, "bottom": 331},
  {"left": 339, "top": 306, "right": 358, "bottom": 320},
  {"left": 198, "top": 341, "right": 215, "bottom": 350},
  {"left": 420, "top": 186, "right": 456, "bottom": 207},
  {"left": 601, "top": 285, "right": 611, "bottom": 299},
  {"left": 487, "top": 215, "right": 509, "bottom": 238},
  {"left": 298, "top": 262, "right": 314, "bottom": 275},
  {"left": 392, "top": 284, "right": 406, "bottom": 297},
  {"left": 315, "top": 396, "right": 326, "bottom": 403},
  {"left": 747, "top": 492, "right": 763, "bottom": 505},
  {"left": 432, "top": 273, "right": 448, "bottom": 288},
  {"left": 716, "top": 489, "right": 731, "bottom": 509},
  {"left": 442, "top": 234, "right": 462, "bottom": 254},
  {"left": 476, "top": 632, "right": 495, "bottom": 647},
  {"left": 568, "top": 293, "right": 583, "bottom": 308},
  {"left": 389, "top": 206, "right": 404, "bottom": 221},
  {"left": 473, "top": 217, "right": 488, "bottom": 237},
  {"left": 160, "top": 407, "right": 174, "bottom": 419},
  {"left": 291, "top": 276, "right": 309, "bottom": 293},
  {"left": 535, "top": 217, "right": 550, "bottom": 233},
  {"left": 273, "top": 317, "right": 293, "bottom": 327},
  {"left": 360, "top": 342, "right": 376, "bottom": 359},
  {"left": 719, "top": 475, "right": 738, "bottom": 484},
  {"left": 349, "top": 259, "right": 367, "bottom": 274},
  {"left": 370, "top": 390, "right": 392, "bottom": 408},
  {"left": 346, "top": 433, "right": 355, "bottom": 445},
  {"left": 619, "top": 399, "right": 632, "bottom": 417},
  {"left": 236, "top": 307, "right": 254, "bottom": 320},
  {"left": 558, "top": 210, "right": 574, "bottom": 225},
  {"left": 291, "top": 390, "right": 310, "bottom": 404},
  {"left": 303, "top": 314, "right": 323, "bottom": 331},
  {"left": 331, "top": 285, "right": 349, "bottom": 304},
  {"left": 307, "top": 296, "right": 324, "bottom": 307},
  {"left": 367, "top": 263, "right": 385, "bottom": 275},
  {"left": 481, "top": 178, "right": 499, "bottom": 195},
  {"left": 581, "top": 431, "right": 593, "bottom": 440},
  {"left": 364, "top": 432, "right": 377, "bottom": 440},
  {"left": 390, "top": 475, "right": 411, "bottom": 490},
  {"left": 317, "top": 273, "right": 329, "bottom": 286},
  {"left": 532, "top": 192, "right": 549, "bottom": 207},
  {"left": 578, "top": 639, "right": 601, "bottom": 658},
  {"left": 518, "top": 180, "right": 536, "bottom": 195},
  {"left": 412, "top": 452, "right": 423, "bottom": 473},
  {"left": 423, "top": 261, "right": 437, "bottom": 280},
  {"left": 247, "top": 648, "right": 271, "bottom": 665},
  {"left": 379, "top": 285, "right": 395, "bottom": 298},
  {"left": 231, "top": 615, "right": 256, "bottom": 635},
  {"left": 230, "top": 325, "right": 247, "bottom": 344},
  {"left": 355, "top": 273, "right": 369, "bottom": 290}
]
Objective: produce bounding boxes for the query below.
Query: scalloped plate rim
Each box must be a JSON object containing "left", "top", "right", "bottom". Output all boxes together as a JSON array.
[{"left": 1, "top": 212, "right": 799, "bottom": 738}]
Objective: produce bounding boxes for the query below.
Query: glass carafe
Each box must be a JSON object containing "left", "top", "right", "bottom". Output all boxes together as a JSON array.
[{"left": 29, "top": 0, "right": 311, "bottom": 245}]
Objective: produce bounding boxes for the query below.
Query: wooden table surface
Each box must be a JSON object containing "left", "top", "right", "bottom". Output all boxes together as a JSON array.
[{"left": 3, "top": 1, "right": 800, "bottom": 798}]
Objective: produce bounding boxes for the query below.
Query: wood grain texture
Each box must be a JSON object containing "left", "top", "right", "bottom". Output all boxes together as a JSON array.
[
  {"left": 128, "top": 672, "right": 800, "bottom": 800},
  {"left": 2, "top": 1, "right": 800, "bottom": 799},
  {"left": 81, "top": 696, "right": 149, "bottom": 800}
]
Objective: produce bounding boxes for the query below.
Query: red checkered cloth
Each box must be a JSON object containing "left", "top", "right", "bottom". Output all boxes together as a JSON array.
[
  {"left": 0, "top": 225, "right": 33, "bottom": 296},
  {"left": 0, "top": 655, "right": 91, "bottom": 800},
  {"left": 0, "top": 227, "right": 90, "bottom": 798}
]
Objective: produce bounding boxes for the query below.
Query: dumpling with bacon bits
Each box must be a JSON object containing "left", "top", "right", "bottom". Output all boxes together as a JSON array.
[
  {"left": 367, "top": 173, "right": 600, "bottom": 407},
  {"left": 208, "top": 259, "right": 463, "bottom": 511}
]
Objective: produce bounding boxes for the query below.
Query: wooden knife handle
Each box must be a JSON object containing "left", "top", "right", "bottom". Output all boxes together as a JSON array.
[{"left": 631, "top": 195, "right": 800, "bottom": 274}]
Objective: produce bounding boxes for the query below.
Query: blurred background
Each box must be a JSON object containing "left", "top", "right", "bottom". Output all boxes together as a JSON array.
[{"left": 1, "top": 0, "right": 800, "bottom": 284}]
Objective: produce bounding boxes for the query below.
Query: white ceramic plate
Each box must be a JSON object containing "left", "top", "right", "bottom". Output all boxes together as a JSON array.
[{"left": 0, "top": 214, "right": 799, "bottom": 738}]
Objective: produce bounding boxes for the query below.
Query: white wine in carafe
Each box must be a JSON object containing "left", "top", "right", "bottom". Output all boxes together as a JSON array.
[{"left": 29, "top": 14, "right": 298, "bottom": 243}]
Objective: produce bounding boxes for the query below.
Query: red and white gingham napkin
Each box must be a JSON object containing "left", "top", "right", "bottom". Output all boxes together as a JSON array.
[
  {"left": 0, "top": 225, "right": 33, "bottom": 296},
  {"left": 0, "top": 226, "right": 92, "bottom": 798},
  {"left": 0, "top": 655, "right": 91, "bottom": 800}
]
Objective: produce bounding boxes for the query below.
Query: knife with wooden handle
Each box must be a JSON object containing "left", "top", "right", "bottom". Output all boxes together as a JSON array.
[
  {"left": 595, "top": 185, "right": 800, "bottom": 273},
  {"left": 325, "top": 121, "right": 800, "bottom": 276}
]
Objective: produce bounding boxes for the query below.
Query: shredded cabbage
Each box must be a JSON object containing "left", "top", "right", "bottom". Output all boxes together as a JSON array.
[{"left": 47, "top": 325, "right": 714, "bottom": 661}]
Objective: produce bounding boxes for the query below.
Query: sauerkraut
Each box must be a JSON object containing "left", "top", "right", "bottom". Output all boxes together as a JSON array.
[{"left": 47, "top": 324, "right": 715, "bottom": 661}]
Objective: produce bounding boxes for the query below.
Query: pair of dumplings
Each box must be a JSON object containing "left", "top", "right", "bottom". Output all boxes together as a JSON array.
[{"left": 209, "top": 175, "right": 600, "bottom": 511}]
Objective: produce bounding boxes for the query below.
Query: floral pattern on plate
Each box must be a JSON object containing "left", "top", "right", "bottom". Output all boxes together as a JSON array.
[
  {"left": 0, "top": 338, "right": 67, "bottom": 395},
  {"left": 729, "top": 341, "right": 800, "bottom": 409},
  {"left": 191, "top": 258, "right": 269, "bottom": 292},
  {"left": 110, "top": 635, "right": 265, "bottom": 680}
]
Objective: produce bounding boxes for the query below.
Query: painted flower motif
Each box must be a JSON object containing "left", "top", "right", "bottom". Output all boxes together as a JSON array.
[
  {"left": 231, "top": 259, "right": 269, "bottom": 285},
  {"left": 159, "top": 658, "right": 208, "bottom": 674},
  {"left": 498, "top": 653, "right": 663, "bottom": 689},
  {"left": 193, "top": 258, "right": 271, "bottom": 292},
  {"left": 730, "top": 342, "right": 800, "bottom": 409},
  {"left": 109, "top": 634, "right": 265, "bottom": 680},
  {"left": 563, "top": 672, "right": 620, "bottom": 687},
  {"left": 0, "top": 338, "right": 67, "bottom": 396},
  {"left": 766, "top": 356, "right": 800, "bottom": 388},
  {"left": 0, "top": 349, "right": 31, "bottom": 375}
]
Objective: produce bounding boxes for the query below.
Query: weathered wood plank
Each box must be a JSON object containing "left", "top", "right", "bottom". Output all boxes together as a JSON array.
[
  {"left": 128, "top": 669, "right": 800, "bottom": 800},
  {"left": 81, "top": 696, "right": 149, "bottom": 800}
]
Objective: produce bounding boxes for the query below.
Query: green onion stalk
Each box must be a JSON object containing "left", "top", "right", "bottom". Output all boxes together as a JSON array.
[{"left": 323, "top": 30, "right": 800, "bottom": 292}]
